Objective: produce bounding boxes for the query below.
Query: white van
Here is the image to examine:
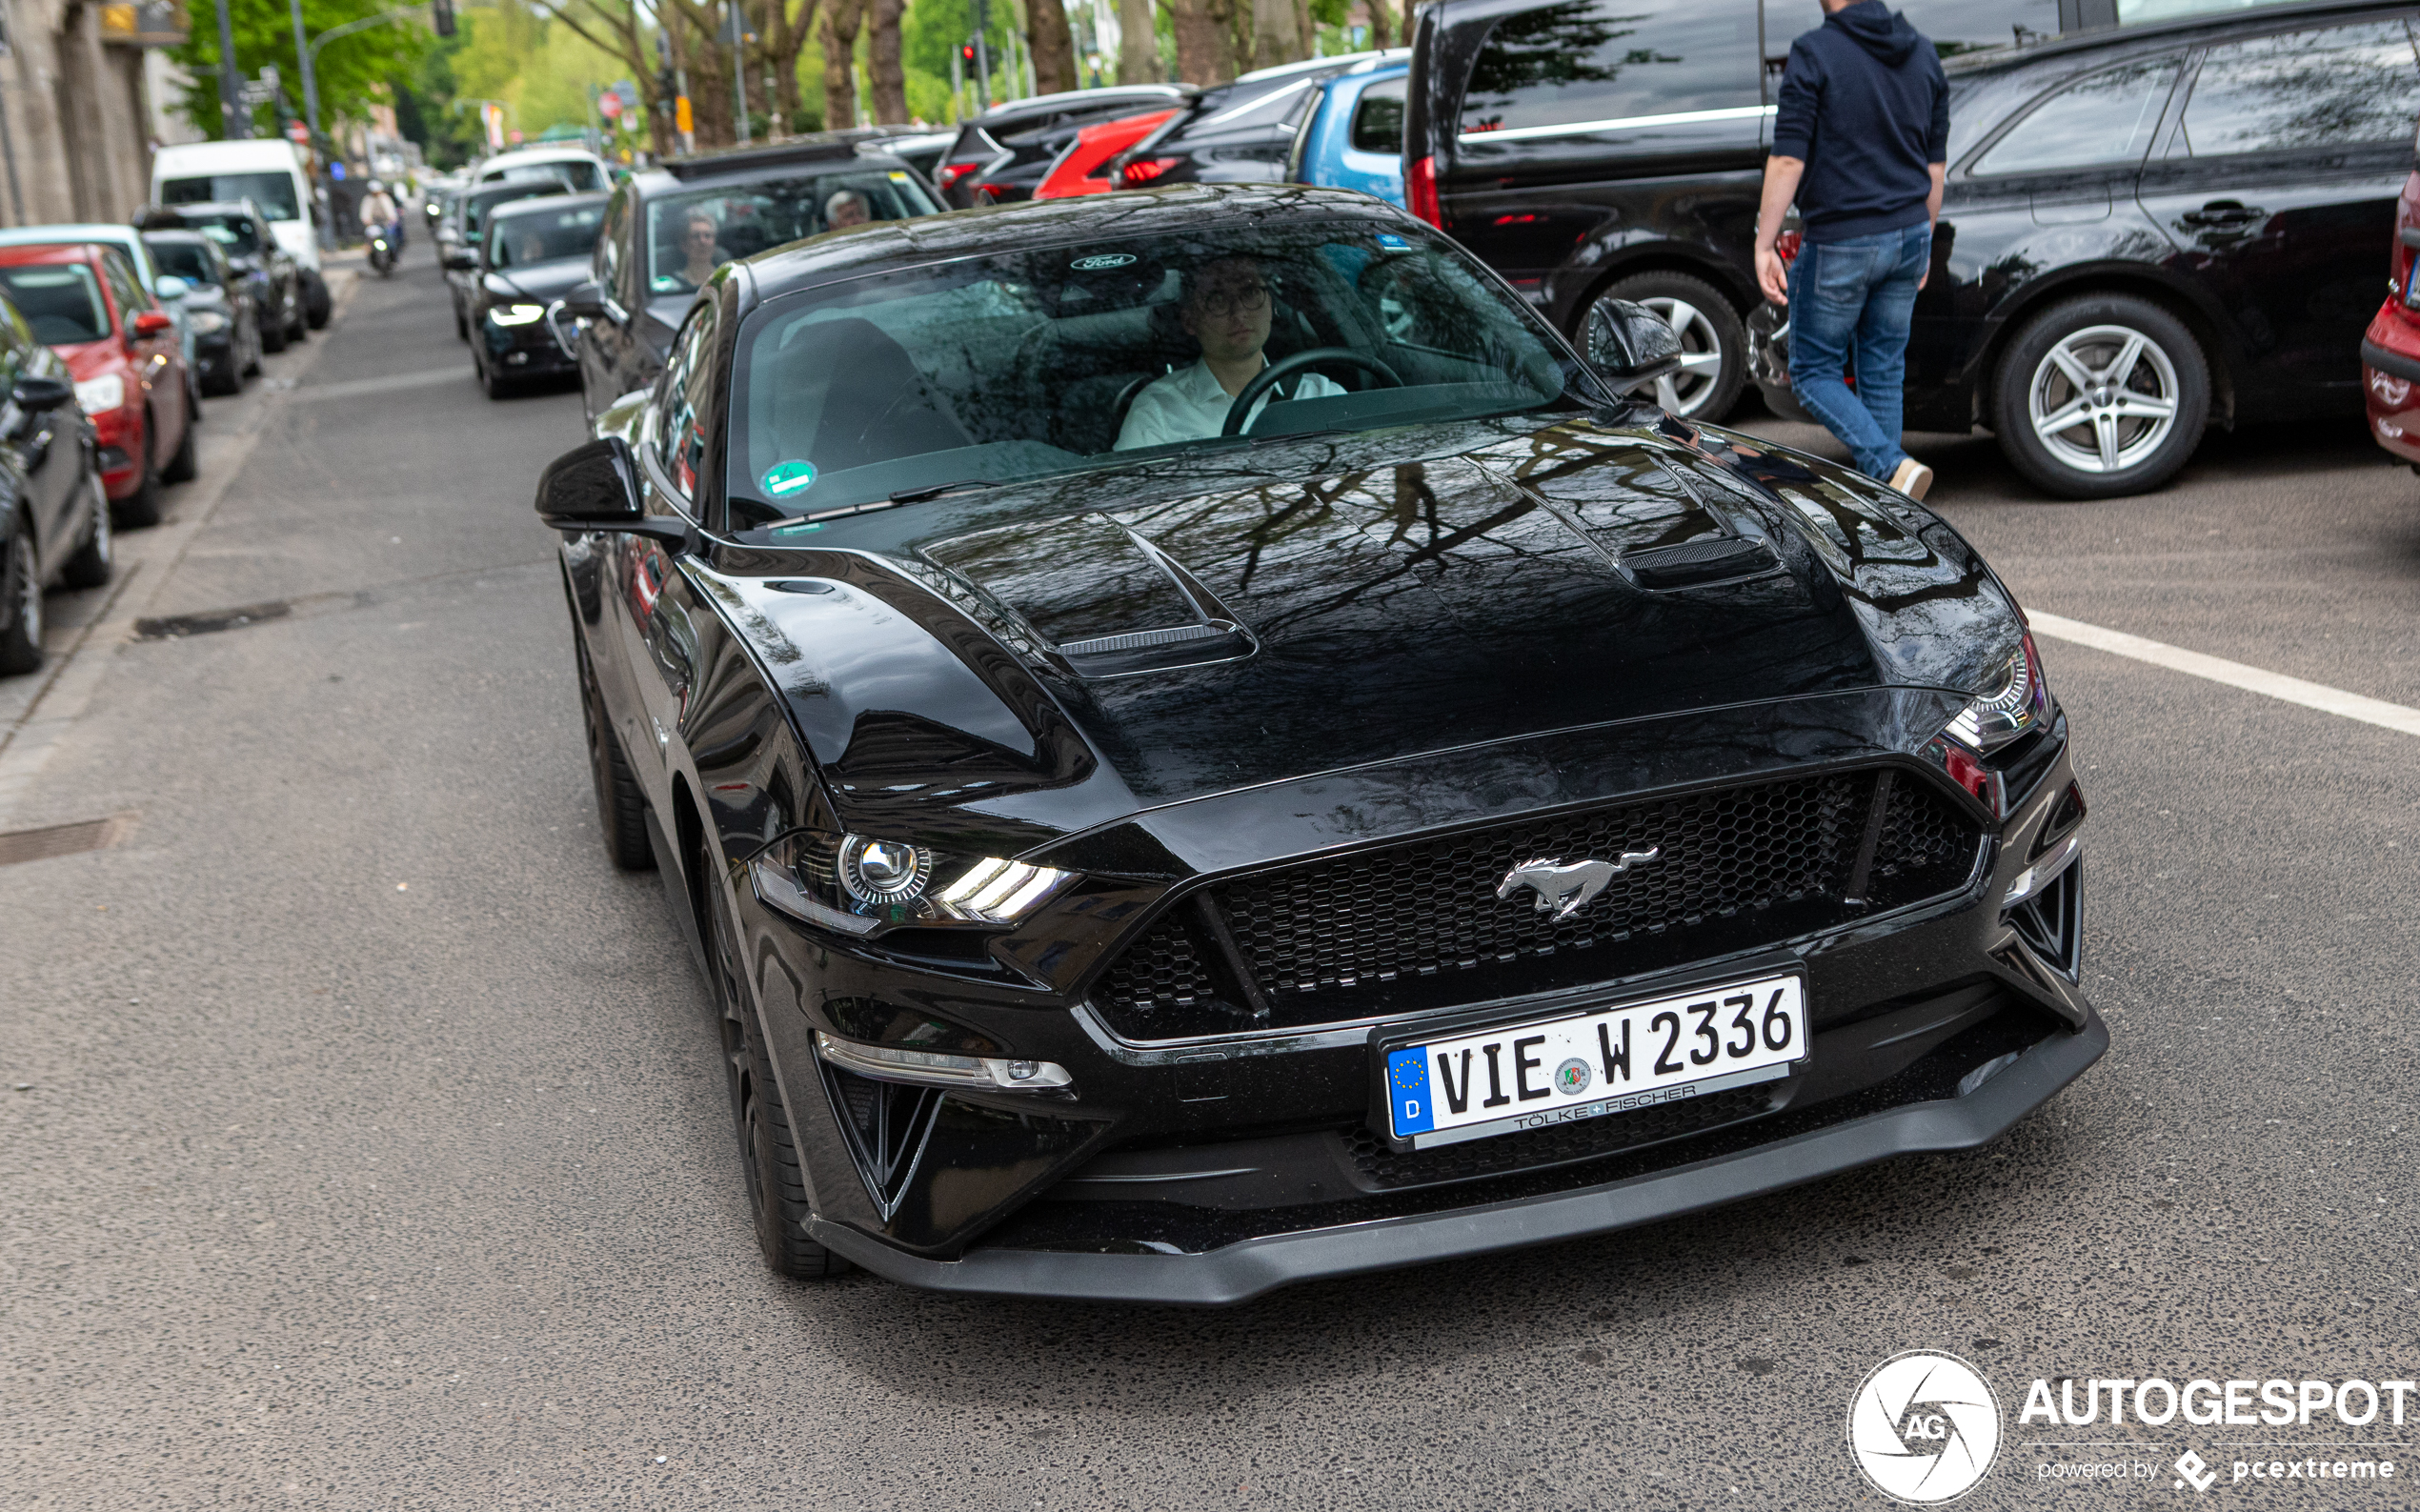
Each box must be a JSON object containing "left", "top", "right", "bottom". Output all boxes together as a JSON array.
[{"left": 151, "top": 138, "right": 329, "bottom": 326}]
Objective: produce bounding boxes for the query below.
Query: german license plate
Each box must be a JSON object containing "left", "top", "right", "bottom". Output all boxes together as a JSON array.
[{"left": 1382, "top": 971, "right": 1806, "bottom": 1149}]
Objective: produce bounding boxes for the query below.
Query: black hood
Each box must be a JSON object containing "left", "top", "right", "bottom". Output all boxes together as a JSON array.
[
  {"left": 481, "top": 257, "right": 590, "bottom": 305},
  {"left": 1827, "top": 0, "right": 1923, "bottom": 65},
  {"left": 712, "top": 416, "right": 2024, "bottom": 852}
]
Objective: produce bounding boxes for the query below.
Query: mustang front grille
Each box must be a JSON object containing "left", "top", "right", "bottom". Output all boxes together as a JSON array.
[{"left": 1089, "top": 769, "right": 1981, "bottom": 1041}]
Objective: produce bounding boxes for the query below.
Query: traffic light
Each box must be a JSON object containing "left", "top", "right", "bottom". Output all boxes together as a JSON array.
[
  {"left": 960, "top": 41, "right": 977, "bottom": 66},
  {"left": 431, "top": 0, "right": 454, "bottom": 37}
]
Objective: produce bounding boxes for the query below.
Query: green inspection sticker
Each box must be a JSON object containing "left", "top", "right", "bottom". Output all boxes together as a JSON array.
[{"left": 762, "top": 459, "right": 817, "bottom": 497}]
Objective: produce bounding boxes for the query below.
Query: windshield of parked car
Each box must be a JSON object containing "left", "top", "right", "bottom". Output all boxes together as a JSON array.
[
  {"left": 489, "top": 201, "right": 605, "bottom": 268},
  {"left": 723, "top": 220, "right": 1585, "bottom": 524},
  {"left": 160, "top": 171, "right": 300, "bottom": 221},
  {"left": 144, "top": 238, "right": 219, "bottom": 284},
  {"left": 464, "top": 179, "right": 575, "bottom": 237},
  {"left": 646, "top": 171, "right": 939, "bottom": 294},
  {"left": 0, "top": 264, "right": 111, "bottom": 343},
  {"left": 182, "top": 213, "right": 262, "bottom": 255}
]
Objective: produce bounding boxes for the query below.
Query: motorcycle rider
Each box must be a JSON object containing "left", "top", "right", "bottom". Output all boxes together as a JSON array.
[{"left": 358, "top": 180, "right": 401, "bottom": 263}]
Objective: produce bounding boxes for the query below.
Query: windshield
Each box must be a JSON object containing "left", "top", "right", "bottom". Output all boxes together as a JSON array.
[
  {"left": 465, "top": 180, "right": 575, "bottom": 236},
  {"left": 489, "top": 202, "right": 605, "bottom": 268},
  {"left": 144, "top": 239, "right": 217, "bottom": 283},
  {"left": 647, "top": 171, "right": 939, "bottom": 295},
  {"left": 160, "top": 171, "right": 300, "bottom": 221},
  {"left": 183, "top": 214, "right": 262, "bottom": 255},
  {"left": 727, "top": 220, "right": 1584, "bottom": 523},
  {"left": 0, "top": 265, "right": 110, "bottom": 344}
]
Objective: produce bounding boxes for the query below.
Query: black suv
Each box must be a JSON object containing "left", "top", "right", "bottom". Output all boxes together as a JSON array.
[
  {"left": 935, "top": 86, "right": 1195, "bottom": 206},
  {"left": 1405, "top": 0, "right": 2057, "bottom": 421}
]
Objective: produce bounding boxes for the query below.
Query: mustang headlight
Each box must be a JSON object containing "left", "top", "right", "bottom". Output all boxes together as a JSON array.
[
  {"left": 753, "top": 830, "right": 1077, "bottom": 936},
  {"left": 489, "top": 303, "right": 547, "bottom": 326},
  {"left": 1925, "top": 631, "right": 2053, "bottom": 815},
  {"left": 74, "top": 373, "right": 125, "bottom": 414}
]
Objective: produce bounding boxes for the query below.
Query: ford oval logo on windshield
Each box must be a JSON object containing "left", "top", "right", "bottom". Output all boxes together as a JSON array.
[{"left": 1070, "top": 252, "right": 1138, "bottom": 271}]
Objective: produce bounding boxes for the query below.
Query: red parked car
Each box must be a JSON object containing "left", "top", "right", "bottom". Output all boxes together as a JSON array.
[
  {"left": 2362, "top": 168, "right": 2420, "bottom": 470},
  {"left": 0, "top": 242, "right": 194, "bottom": 526}
]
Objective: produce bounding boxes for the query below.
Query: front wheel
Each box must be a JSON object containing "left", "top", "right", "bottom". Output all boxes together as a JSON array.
[
  {"left": 1991, "top": 294, "right": 2209, "bottom": 500},
  {"left": 114, "top": 414, "right": 163, "bottom": 528},
  {"left": 1581, "top": 272, "right": 1747, "bottom": 421},
  {"left": 576, "top": 628, "right": 654, "bottom": 871},
  {"left": 60, "top": 476, "right": 111, "bottom": 589},
  {"left": 302, "top": 272, "right": 331, "bottom": 329},
  {"left": 0, "top": 528, "right": 42, "bottom": 675},
  {"left": 161, "top": 412, "right": 198, "bottom": 484}
]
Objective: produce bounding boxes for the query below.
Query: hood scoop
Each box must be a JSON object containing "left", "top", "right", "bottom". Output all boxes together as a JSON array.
[{"left": 924, "top": 511, "right": 1256, "bottom": 678}]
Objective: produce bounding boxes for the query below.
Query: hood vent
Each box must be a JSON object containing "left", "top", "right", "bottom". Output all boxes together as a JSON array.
[{"left": 1623, "top": 536, "right": 1780, "bottom": 589}]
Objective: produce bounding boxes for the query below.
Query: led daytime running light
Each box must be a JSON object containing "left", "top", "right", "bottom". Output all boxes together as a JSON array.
[
  {"left": 490, "top": 303, "right": 548, "bottom": 326},
  {"left": 1945, "top": 634, "right": 2047, "bottom": 754}
]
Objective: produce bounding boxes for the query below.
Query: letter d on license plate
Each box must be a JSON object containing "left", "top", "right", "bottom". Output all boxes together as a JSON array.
[{"left": 1383, "top": 971, "right": 1805, "bottom": 1150}]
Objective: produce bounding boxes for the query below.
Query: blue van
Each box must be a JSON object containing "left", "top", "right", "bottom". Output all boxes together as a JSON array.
[{"left": 1285, "top": 53, "right": 1409, "bottom": 208}]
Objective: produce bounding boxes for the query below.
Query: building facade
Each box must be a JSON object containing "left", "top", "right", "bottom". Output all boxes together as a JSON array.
[{"left": 0, "top": 0, "right": 183, "bottom": 226}]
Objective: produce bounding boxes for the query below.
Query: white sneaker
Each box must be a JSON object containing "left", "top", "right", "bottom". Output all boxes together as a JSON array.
[{"left": 1888, "top": 457, "right": 1934, "bottom": 500}]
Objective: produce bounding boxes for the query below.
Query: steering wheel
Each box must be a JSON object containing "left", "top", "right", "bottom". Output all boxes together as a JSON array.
[{"left": 1220, "top": 348, "right": 1403, "bottom": 437}]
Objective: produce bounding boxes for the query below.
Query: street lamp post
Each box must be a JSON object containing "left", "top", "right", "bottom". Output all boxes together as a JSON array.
[{"left": 214, "top": 0, "right": 246, "bottom": 137}]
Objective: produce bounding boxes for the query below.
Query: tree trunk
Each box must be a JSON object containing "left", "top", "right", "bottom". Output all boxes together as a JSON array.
[
  {"left": 1169, "top": 0, "right": 1236, "bottom": 84},
  {"left": 1026, "top": 0, "right": 1079, "bottom": 97},
  {"left": 820, "top": 0, "right": 866, "bottom": 130},
  {"left": 1117, "top": 0, "right": 1159, "bottom": 82},
  {"left": 868, "top": 0, "right": 909, "bottom": 122},
  {"left": 765, "top": 0, "right": 819, "bottom": 130},
  {"left": 1364, "top": 0, "right": 1393, "bottom": 49}
]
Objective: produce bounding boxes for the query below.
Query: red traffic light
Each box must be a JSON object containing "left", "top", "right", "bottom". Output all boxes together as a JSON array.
[{"left": 960, "top": 42, "right": 976, "bottom": 62}]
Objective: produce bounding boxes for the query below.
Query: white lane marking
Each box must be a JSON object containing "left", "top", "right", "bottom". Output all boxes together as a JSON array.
[
  {"left": 2029, "top": 611, "right": 2420, "bottom": 739},
  {"left": 288, "top": 366, "right": 468, "bottom": 403}
]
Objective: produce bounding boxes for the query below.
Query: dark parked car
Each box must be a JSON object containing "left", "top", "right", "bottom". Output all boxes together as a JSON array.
[
  {"left": 141, "top": 229, "right": 260, "bottom": 395},
  {"left": 1741, "top": 0, "right": 2420, "bottom": 496},
  {"left": 534, "top": 184, "right": 2100, "bottom": 1302},
  {"left": 557, "top": 140, "right": 938, "bottom": 421},
  {"left": 0, "top": 296, "right": 109, "bottom": 675},
  {"left": 1104, "top": 52, "right": 1394, "bottom": 191},
  {"left": 935, "top": 86, "right": 1195, "bottom": 206},
  {"left": 443, "top": 174, "right": 586, "bottom": 341},
  {"left": 137, "top": 200, "right": 304, "bottom": 353},
  {"left": 1405, "top": 0, "right": 2057, "bottom": 422},
  {"left": 453, "top": 192, "right": 609, "bottom": 399}
]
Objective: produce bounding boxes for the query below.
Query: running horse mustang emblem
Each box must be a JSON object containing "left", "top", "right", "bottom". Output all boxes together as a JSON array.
[{"left": 1496, "top": 850, "right": 1664, "bottom": 920}]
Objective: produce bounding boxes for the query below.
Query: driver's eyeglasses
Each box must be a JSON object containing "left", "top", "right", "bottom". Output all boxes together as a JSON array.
[
  {"left": 1194, "top": 283, "right": 1270, "bottom": 318},
  {"left": 685, "top": 227, "right": 717, "bottom": 242}
]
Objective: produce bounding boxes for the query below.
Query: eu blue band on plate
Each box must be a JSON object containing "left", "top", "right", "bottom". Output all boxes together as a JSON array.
[{"left": 1387, "top": 1046, "right": 1433, "bottom": 1135}]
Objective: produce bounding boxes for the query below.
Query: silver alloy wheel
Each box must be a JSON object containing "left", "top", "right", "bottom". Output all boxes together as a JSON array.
[
  {"left": 9, "top": 532, "right": 38, "bottom": 645},
  {"left": 1591, "top": 294, "right": 1727, "bottom": 415},
  {"left": 2027, "top": 323, "right": 2181, "bottom": 475}
]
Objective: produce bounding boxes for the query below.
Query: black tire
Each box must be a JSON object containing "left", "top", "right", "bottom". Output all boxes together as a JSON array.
[
  {"left": 454, "top": 303, "right": 470, "bottom": 343},
  {"left": 260, "top": 310, "right": 289, "bottom": 354},
  {"left": 241, "top": 316, "right": 262, "bottom": 377},
  {"left": 285, "top": 296, "right": 308, "bottom": 343},
  {"left": 705, "top": 857, "right": 851, "bottom": 1281},
  {"left": 1992, "top": 293, "right": 2209, "bottom": 500},
  {"left": 203, "top": 352, "right": 241, "bottom": 397},
  {"left": 1580, "top": 270, "right": 1748, "bottom": 423},
  {"left": 0, "top": 526, "right": 43, "bottom": 675},
  {"left": 59, "top": 477, "right": 111, "bottom": 589},
  {"left": 114, "top": 417, "right": 163, "bottom": 528},
  {"left": 576, "top": 628, "right": 654, "bottom": 870},
  {"left": 161, "top": 412, "right": 198, "bottom": 483},
  {"left": 303, "top": 272, "right": 331, "bottom": 329},
  {"left": 480, "top": 352, "right": 514, "bottom": 401}
]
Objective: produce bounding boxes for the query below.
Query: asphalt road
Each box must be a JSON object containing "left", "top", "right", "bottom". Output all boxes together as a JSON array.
[{"left": 2, "top": 261, "right": 2414, "bottom": 1510}]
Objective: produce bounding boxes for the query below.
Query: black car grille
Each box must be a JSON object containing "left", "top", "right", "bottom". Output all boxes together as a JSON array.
[
  {"left": 1341, "top": 1084, "right": 1777, "bottom": 1191},
  {"left": 1089, "top": 769, "right": 1981, "bottom": 1041}
]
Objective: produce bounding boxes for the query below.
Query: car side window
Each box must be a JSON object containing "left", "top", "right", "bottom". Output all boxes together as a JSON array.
[
  {"left": 1350, "top": 78, "right": 1406, "bottom": 153},
  {"left": 99, "top": 251, "right": 149, "bottom": 325},
  {"left": 2169, "top": 20, "right": 2420, "bottom": 157},
  {"left": 1456, "top": 0, "right": 1760, "bottom": 139},
  {"left": 655, "top": 304, "right": 718, "bottom": 511},
  {"left": 1971, "top": 57, "right": 2182, "bottom": 175},
  {"left": 595, "top": 187, "right": 625, "bottom": 297}
]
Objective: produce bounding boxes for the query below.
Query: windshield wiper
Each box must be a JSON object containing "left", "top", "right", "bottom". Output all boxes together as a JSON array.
[{"left": 889, "top": 478, "right": 993, "bottom": 504}]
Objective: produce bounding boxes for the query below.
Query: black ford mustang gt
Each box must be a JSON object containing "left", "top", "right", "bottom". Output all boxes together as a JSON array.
[{"left": 537, "top": 184, "right": 2102, "bottom": 1304}]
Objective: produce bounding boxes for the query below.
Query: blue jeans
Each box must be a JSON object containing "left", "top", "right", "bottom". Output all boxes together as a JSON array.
[{"left": 1786, "top": 224, "right": 1930, "bottom": 481}]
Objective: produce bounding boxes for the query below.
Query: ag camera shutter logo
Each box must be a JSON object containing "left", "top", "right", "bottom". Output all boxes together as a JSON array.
[{"left": 1847, "top": 1351, "right": 2002, "bottom": 1503}]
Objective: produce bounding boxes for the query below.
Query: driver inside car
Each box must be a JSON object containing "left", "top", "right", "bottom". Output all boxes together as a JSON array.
[{"left": 1115, "top": 256, "right": 1345, "bottom": 450}]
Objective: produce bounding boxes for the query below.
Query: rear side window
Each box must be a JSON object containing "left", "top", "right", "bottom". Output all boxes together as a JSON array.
[
  {"left": 1971, "top": 58, "right": 2181, "bottom": 175},
  {"left": 1457, "top": 0, "right": 1760, "bottom": 139},
  {"left": 2170, "top": 19, "right": 2420, "bottom": 156},
  {"left": 1351, "top": 77, "right": 1406, "bottom": 152}
]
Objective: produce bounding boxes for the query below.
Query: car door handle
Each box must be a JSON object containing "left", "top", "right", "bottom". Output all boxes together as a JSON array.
[{"left": 2182, "top": 201, "right": 2259, "bottom": 227}]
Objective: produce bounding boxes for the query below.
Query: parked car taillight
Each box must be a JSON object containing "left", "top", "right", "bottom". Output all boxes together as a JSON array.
[
  {"left": 938, "top": 161, "right": 980, "bottom": 192},
  {"left": 1038, "top": 111, "right": 1179, "bottom": 200},
  {"left": 1407, "top": 155, "right": 1440, "bottom": 228},
  {"left": 1118, "top": 156, "right": 1180, "bottom": 187},
  {"left": 1775, "top": 230, "right": 1804, "bottom": 267}
]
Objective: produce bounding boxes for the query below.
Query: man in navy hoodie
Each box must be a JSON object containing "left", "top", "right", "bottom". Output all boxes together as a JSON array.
[{"left": 1754, "top": 0, "right": 1949, "bottom": 499}]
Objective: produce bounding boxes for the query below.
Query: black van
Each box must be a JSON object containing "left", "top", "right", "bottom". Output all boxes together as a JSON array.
[{"left": 1405, "top": 0, "right": 2057, "bottom": 420}]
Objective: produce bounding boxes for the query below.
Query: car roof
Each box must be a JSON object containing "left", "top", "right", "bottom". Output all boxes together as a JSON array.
[
  {"left": 0, "top": 242, "right": 106, "bottom": 266},
  {"left": 635, "top": 142, "right": 918, "bottom": 194},
  {"left": 1942, "top": 0, "right": 2410, "bottom": 73},
  {"left": 972, "top": 85, "right": 1194, "bottom": 128},
  {"left": 486, "top": 191, "right": 611, "bottom": 222},
  {"left": 732, "top": 182, "right": 1408, "bottom": 306},
  {"left": 157, "top": 200, "right": 259, "bottom": 219},
  {"left": 140, "top": 228, "right": 213, "bottom": 245},
  {"left": 0, "top": 223, "right": 139, "bottom": 245}
]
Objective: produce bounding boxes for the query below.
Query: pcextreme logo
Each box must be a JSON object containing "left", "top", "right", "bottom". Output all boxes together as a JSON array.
[{"left": 1848, "top": 1351, "right": 2003, "bottom": 1503}]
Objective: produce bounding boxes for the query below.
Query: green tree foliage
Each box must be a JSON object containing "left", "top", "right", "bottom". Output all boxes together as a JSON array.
[{"left": 171, "top": 0, "right": 424, "bottom": 138}]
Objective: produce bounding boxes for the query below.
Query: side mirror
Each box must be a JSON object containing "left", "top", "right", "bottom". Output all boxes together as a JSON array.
[
  {"left": 11, "top": 375, "right": 73, "bottom": 412},
  {"left": 442, "top": 249, "right": 477, "bottom": 272},
  {"left": 131, "top": 310, "right": 174, "bottom": 338},
  {"left": 535, "top": 435, "right": 683, "bottom": 543},
  {"left": 1586, "top": 298, "right": 1686, "bottom": 399},
  {"left": 560, "top": 278, "right": 610, "bottom": 320},
  {"left": 155, "top": 274, "right": 190, "bottom": 301}
]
